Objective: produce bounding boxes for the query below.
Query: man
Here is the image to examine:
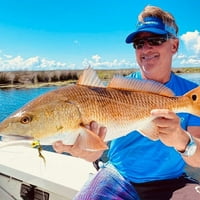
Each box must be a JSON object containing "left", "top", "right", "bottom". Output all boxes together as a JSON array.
[{"left": 53, "top": 6, "right": 200, "bottom": 200}]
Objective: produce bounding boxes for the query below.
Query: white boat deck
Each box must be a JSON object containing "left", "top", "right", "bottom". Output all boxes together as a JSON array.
[{"left": 0, "top": 144, "right": 96, "bottom": 200}]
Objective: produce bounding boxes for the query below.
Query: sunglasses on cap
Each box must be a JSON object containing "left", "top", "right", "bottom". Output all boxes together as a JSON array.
[{"left": 133, "top": 34, "right": 174, "bottom": 49}]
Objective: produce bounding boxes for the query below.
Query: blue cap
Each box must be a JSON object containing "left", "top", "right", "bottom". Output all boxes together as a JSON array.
[{"left": 126, "top": 16, "right": 177, "bottom": 43}]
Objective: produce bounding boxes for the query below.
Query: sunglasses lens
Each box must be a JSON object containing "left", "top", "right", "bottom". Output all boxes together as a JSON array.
[
  {"left": 133, "top": 36, "right": 168, "bottom": 49},
  {"left": 133, "top": 40, "right": 145, "bottom": 49},
  {"left": 148, "top": 37, "right": 167, "bottom": 46}
]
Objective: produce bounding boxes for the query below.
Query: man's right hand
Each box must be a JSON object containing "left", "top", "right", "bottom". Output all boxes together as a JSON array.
[{"left": 53, "top": 121, "right": 107, "bottom": 162}]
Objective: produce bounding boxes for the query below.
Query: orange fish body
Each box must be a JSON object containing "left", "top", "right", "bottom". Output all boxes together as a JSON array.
[{"left": 0, "top": 68, "right": 200, "bottom": 151}]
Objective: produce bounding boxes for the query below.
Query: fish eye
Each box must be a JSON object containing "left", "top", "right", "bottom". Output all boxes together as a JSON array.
[
  {"left": 20, "top": 115, "right": 32, "bottom": 124},
  {"left": 192, "top": 94, "right": 197, "bottom": 101}
]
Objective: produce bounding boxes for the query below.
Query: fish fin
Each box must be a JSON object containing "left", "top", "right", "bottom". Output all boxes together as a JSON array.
[
  {"left": 79, "top": 126, "right": 108, "bottom": 151},
  {"left": 184, "top": 86, "right": 200, "bottom": 116},
  {"left": 77, "top": 67, "right": 105, "bottom": 87},
  {"left": 108, "top": 75, "right": 174, "bottom": 96}
]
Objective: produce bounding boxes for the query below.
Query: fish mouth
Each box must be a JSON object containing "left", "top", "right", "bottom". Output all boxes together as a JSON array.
[
  {"left": 0, "top": 135, "right": 35, "bottom": 149},
  {"left": 1, "top": 135, "right": 34, "bottom": 142}
]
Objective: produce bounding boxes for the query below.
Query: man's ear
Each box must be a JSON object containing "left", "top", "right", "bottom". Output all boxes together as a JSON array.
[{"left": 171, "top": 39, "right": 179, "bottom": 53}]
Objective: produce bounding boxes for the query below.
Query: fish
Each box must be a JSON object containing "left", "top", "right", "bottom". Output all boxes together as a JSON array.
[{"left": 0, "top": 67, "right": 200, "bottom": 152}]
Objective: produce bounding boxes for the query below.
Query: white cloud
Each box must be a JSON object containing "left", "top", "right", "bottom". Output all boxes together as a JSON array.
[
  {"left": 92, "top": 54, "right": 101, "bottom": 62},
  {"left": 181, "top": 30, "right": 200, "bottom": 54},
  {"left": 174, "top": 52, "right": 200, "bottom": 67},
  {"left": 174, "top": 31, "right": 200, "bottom": 67},
  {"left": 3, "top": 54, "right": 12, "bottom": 59},
  {"left": 0, "top": 55, "right": 71, "bottom": 71},
  {"left": 176, "top": 53, "right": 187, "bottom": 59},
  {"left": 180, "top": 56, "right": 200, "bottom": 65},
  {"left": 6, "top": 50, "right": 200, "bottom": 71},
  {"left": 82, "top": 54, "right": 137, "bottom": 69}
]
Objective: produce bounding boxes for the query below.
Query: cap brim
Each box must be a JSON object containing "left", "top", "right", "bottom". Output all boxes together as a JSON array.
[{"left": 125, "top": 28, "right": 168, "bottom": 43}]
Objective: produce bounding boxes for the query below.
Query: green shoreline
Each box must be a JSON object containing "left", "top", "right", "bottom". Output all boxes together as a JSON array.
[{"left": 0, "top": 67, "right": 200, "bottom": 89}]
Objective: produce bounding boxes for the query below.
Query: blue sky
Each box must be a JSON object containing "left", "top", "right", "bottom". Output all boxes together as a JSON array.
[{"left": 0, "top": 0, "right": 200, "bottom": 71}]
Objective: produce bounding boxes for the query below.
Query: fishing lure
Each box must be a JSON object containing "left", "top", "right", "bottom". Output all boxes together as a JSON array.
[{"left": 32, "top": 140, "right": 46, "bottom": 164}]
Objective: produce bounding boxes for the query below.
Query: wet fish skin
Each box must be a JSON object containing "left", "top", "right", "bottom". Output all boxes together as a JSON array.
[{"left": 0, "top": 68, "right": 200, "bottom": 151}]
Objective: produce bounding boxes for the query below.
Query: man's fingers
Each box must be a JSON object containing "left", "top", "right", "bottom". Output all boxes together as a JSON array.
[
  {"left": 151, "top": 109, "right": 175, "bottom": 119},
  {"left": 53, "top": 141, "right": 72, "bottom": 153},
  {"left": 89, "top": 121, "right": 107, "bottom": 139},
  {"left": 90, "top": 121, "right": 99, "bottom": 133},
  {"left": 99, "top": 127, "right": 107, "bottom": 140},
  {"left": 52, "top": 122, "right": 107, "bottom": 161}
]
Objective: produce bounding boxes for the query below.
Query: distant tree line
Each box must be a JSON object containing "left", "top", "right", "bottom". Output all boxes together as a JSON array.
[
  {"left": 0, "top": 67, "right": 200, "bottom": 86},
  {"left": 0, "top": 70, "right": 79, "bottom": 85}
]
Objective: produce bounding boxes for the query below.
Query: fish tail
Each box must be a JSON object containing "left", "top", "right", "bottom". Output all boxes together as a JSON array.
[{"left": 184, "top": 86, "right": 200, "bottom": 116}]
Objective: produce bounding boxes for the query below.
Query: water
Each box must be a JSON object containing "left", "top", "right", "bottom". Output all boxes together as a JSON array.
[
  {"left": 0, "top": 86, "right": 59, "bottom": 122},
  {"left": 0, "top": 73, "right": 200, "bottom": 122},
  {"left": 178, "top": 73, "right": 200, "bottom": 84}
]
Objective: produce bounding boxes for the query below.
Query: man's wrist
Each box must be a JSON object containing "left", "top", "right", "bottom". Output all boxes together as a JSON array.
[{"left": 175, "top": 131, "right": 197, "bottom": 157}]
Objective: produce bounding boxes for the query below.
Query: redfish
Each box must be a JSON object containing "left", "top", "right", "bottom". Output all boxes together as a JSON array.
[{"left": 0, "top": 68, "right": 200, "bottom": 151}]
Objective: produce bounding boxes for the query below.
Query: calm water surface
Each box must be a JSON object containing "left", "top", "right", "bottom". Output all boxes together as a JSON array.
[
  {"left": 0, "top": 86, "right": 58, "bottom": 122},
  {"left": 0, "top": 73, "right": 200, "bottom": 122}
]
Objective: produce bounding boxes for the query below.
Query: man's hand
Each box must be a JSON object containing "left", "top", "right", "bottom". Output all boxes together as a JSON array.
[
  {"left": 151, "top": 109, "right": 189, "bottom": 151},
  {"left": 53, "top": 121, "right": 107, "bottom": 162}
]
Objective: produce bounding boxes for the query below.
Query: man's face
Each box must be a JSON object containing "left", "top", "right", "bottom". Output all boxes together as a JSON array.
[{"left": 134, "top": 32, "right": 179, "bottom": 83}]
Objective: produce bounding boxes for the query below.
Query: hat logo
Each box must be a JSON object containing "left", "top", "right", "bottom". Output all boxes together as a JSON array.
[{"left": 139, "top": 21, "right": 159, "bottom": 26}]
